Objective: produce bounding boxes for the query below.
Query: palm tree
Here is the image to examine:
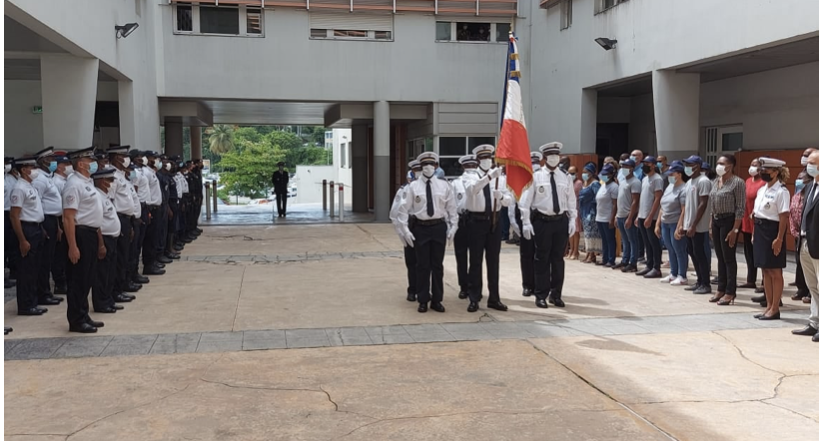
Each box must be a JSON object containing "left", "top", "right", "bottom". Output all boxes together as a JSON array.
[{"left": 206, "top": 124, "right": 235, "bottom": 154}]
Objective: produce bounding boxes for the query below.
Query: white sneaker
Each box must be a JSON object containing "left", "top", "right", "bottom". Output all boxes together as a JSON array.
[
  {"left": 660, "top": 275, "right": 676, "bottom": 283},
  {"left": 671, "top": 276, "right": 688, "bottom": 286}
]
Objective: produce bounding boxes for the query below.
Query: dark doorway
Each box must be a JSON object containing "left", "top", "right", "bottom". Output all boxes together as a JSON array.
[{"left": 596, "top": 123, "right": 629, "bottom": 161}]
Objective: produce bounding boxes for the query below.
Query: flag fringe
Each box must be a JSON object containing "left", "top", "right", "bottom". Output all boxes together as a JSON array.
[{"left": 495, "top": 157, "right": 534, "bottom": 199}]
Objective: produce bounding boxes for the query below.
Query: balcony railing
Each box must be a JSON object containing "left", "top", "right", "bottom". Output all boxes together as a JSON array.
[{"left": 170, "top": 0, "right": 517, "bottom": 16}]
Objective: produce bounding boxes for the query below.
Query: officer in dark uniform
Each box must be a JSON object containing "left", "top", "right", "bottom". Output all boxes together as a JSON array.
[
  {"left": 272, "top": 162, "right": 290, "bottom": 217},
  {"left": 9, "top": 156, "right": 48, "bottom": 315},
  {"left": 511, "top": 152, "right": 543, "bottom": 297},
  {"left": 160, "top": 156, "right": 180, "bottom": 259},
  {"left": 188, "top": 159, "right": 203, "bottom": 238},
  {"left": 128, "top": 150, "right": 153, "bottom": 282},
  {"left": 453, "top": 155, "right": 477, "bottom": 300},
  {"left": 154, "top": 154, "right": 173, "bottom": 266},
  {"left": 140, "top": 151, "right": 167, "bottom": 275}
]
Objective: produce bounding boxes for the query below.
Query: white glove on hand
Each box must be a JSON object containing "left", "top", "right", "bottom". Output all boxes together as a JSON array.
[
  {"left": 395, "top": 228, "right": 407, "bottom": 247},
  {"left": 568, "top": 220, "right": 576, "bottom": 237},
  {"left": 488, "top": 167, "right": 502, "bottom": 180},
  {"left": 403, "top": 230, "right": 416, "bottom": 248},
  {"left": 523, "top": 223, "right": 535, "bottom": 240},
  {"left": 447, "top": 226, "right": 457, "bottom": 241},
  {"left": 510, "top": 222, "right": 521, "bottom": 238},
  {"left": 493, "top": 189, "right": 502, "bottom": 201}
]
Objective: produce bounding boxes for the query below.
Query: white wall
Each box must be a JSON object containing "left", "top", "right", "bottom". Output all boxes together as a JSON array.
[
  {"left": 295, "top": 165, "right": 335, "bottom": 205},
  {"left": 331, "top": 128, "right": 353, "bottom": 205}
]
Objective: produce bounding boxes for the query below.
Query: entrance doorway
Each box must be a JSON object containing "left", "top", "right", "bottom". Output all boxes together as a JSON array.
[{"left": 703, "top": 125, "right": 743, "bottom": 165}]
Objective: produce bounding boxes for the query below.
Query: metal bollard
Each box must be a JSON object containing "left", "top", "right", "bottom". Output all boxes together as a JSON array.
[
  {"left": 338, "top": 183, "right": 344, "bottom": 222},
  {"left": 204, "top": 183, "right": 212, "bottom": 220},
  {"left": 212, "top": 180, "right": 218, "bottom": 213},
  {"left": 329, "top": 181, "right": 335, "bottom": 219},
  {"left": 322, "top": 179, "right": 328, "bottom": 211}
]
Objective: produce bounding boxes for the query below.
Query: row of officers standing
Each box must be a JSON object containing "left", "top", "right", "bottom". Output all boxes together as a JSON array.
[
  {"left": 4, "top": 146, "right": 204, "bottom": 333},
  {"left": 390, "top": 142, "right": 576, "bottom": 313}
]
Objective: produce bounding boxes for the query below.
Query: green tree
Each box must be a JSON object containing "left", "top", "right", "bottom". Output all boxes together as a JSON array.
[
  {"left": 219, "top": 140, "right": 285, "bottom": 198},
  {"left": 206, "top": 124, "right": 236, "bottom": 155},
  {"left": 311, "top": 126, "right": 327, "bottom": 146},
  {"left": 265, "top": 130, "right": 303, "bottom": 152}
]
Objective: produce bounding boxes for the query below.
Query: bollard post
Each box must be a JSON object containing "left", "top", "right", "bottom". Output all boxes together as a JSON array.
[
  {"left": 204, "top": 182, "right": 212, "bottom": 220},
  {"left": 322, "top": 179, "right": 328, "bottom": 211},
  {"left": 212, "top": 180, "right": 218, "bottom": 212},
  {"left": 329, "top": 181, "right": 335, "bottom": 219},
  {"left": 338, "top": 183, "right": 344, "bottom": 222}
]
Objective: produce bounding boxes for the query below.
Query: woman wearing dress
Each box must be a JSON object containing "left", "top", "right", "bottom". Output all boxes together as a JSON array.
[
  {"left": 751, "top": 158, "right": 790, "bottom": 320},
  {"left": 655, "top": 162, "right": 689, "bottom": 286},
  {"left": 578, "top": 162, "right": 602, "bottom": 264},
  {"left": 595, "top": 164, "right": 619, "bottom": 268},
  {"left": 567, "top": 166, "right": 583, "bottom": 260},
  {"left": 707, "top": 155, "right": 746, "bottom": 305},
  {"left": 741, "top": 158, "right": 765, "bottom": 293}
]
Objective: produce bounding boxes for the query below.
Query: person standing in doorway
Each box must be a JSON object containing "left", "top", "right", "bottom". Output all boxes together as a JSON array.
[
  {"left": 679, "top": 155, "right": 713, "bottom": 295},
  {"left": 272, "top": 162, "right": 290, "bottom": 217}
]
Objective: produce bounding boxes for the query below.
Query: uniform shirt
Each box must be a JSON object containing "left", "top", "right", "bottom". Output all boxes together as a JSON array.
[
  {"left": 52, "top": 173, "right": 68, "bottom": 195},
  {"left": 709, "top": 175, "right": 746, "bottom": 219},
  {"left": 519, "top": 166, "right": 577, "bottom": 222},
  {"left": 110, "top": 169, "right": 136, "bottom": 215},
  {"left": 134, "top": 167, "right": 150, "bottom": 203},
  {"left": 10, "top": 178, "right": 45, "bottom": 223},
  {"left": 4, "top": 173, "right": 17, "bottom": 211},
  {"left": 753, "top": 181, "right": 790, "bottom": 222},
  {"left": 638, "top": 173, "right": 664, "bottom": 220},
  {"left": 742, "top": 177, "right": 764, "bottom": 234},
  {"left": 595, "top": 181, "right": 619, "bottom": 223},
  {"left": 30, "top": 171, "right": 62, "bottom": 216},
  {"left": 129, "top": 178, "right": 141, "bottom": 217},
  {"left": 616, "top": 176, "right": 642, "bottom": 219},
  {"left": 389, "top": 184, "right": 409, "bottom": 232},
  {"left": 660, "top": 182, "right": 687, "bottom": 224},
  {"left": 452, "top": 172, "right": 475, "bottom": 214},
  {"left": 98, "top": 188, "right": 121, "bottom": 237},
  {"left": 464, "top": 169, "right": 513, "bottom": 213},
  {"left": 396, "top": 176, "right": 458, "bottom": 231},
  {"left": 62, "top": 173, "right": 103, "bottom": 228},
  {"left": 142, "top": 167, "right": 163, "bottom": 205},
  {"left": 683, "top": 175, "right": 713, "bottom": 232}
]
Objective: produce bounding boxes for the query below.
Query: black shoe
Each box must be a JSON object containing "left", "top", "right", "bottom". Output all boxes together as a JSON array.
[
  {"left": 684, "top": 284, "right": 700, "bottom": 292},
  {"left": 182, "top": 237, "right": 193, "bottom": 244},
  {"left": 114, "top": 294, "right": 134, "bottom": 303},
  {"left": 154, "top": 262, "right": 166, "bottom": 269},
  {"left": 643, "top": 269, "right": 662, "bottom": 279},
  {"left": 487, "top": 301, "right": 508, "bottom": 311},
  {"left": 94, "top": 307, "right": 118, "bottom": 313},
  {"left": 753, "top": 313, "right": 766, "bottom": 319},
  {"left": 522, "top": 288, "right": 533, "bottom": 297},
  {"left": 550, "top": 298, "right": 565, "bottom": 308},
  {"left": 4, "top": 327, "right": 11, "bottom": 335},
  {"left": 535, "top": 298, "right": 548, "bottom": 309},
  {"left": 758, "top": 313, "right": 780, "bottom": 321},
  {"left": 174, "top": 245, "right": 184, "bottom": 251},
  {"left": 738, "top": 282, "right": 757, "bottom": 289},
  {"left": 612, "top": 262, "right": 627, "bottom": 270},
  {"left": 458, "top": 291, "right": 469, "bottom": 300},
  {"left": 418, "top": 303, "right": 428, "bottom": 313},
  {"left": 37, "top": 297, "right": 61, "bottom": 306},
  {"left": 143, "top": 267, "right": 166, "bottom": 276},
  {"left": 124, "top": 283, "right": 142, "bottom": 293},
  {"left": 406, "top": 293, "right": 417, "bottom": 302},
  {"left": 759, "top": 300, "right": 783, "bottom": 308},
  {"left": 635, "top": 267, "right": 652, "bottom": 276},
  {"left": 621, "top": 265, "right": 638, "bottom": 273},
  {"left": 18, "top": 307, "right": 45, "bottom": 316},
  {"left": 166, "top": 253, "right": 181, "bottom": 260},
  {"left": 637, "top": 256, "right": 646, "bottom": 263},
  {"left": 430, "top": 303, "right": 445, "bottom": 313},
  {"left": 468, "top": 301, "right": 479, "bottom": 313},
  {"left": 111, "top": 304, "right": 124, "bottom": 310},
  {"left": 86, "top": 319, "right": 104, "bottom": 328},
  {"left": 813, "top": 333, "right": 819, "bottom": 342},
  {"left": 755, "top": 286, "right": 765, "bottom": 294},
  {"left": 792, "top": 326, "right": 818, "bottom": 336},
  {"left": 157, "top": 256, "right": 173, "bottom": 264},
  {"left": 53, "top": 285, "right": 68, "bottom": 295},
  {"left": 133, "top": 274, "right": 150, "bottom": 284},
  {"left": 69, "top": 323, "right": 97, "bottom": 333},
  {"left": 751, "top": 295, "right": 766, "bottom": 303},
  {"left": 712, "top": 277, "right": 719, "bottom": 285},
  {"left": 692, "top": 285, "right": 712, "bottom": 295}
]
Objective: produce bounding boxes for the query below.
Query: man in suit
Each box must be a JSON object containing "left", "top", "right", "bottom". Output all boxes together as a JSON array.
[
  {"left": 272, "top": 162, "right": 289, "bottom": 217},
  {"left": 792, "top": 150, "right": 819, "bottom": 342}
]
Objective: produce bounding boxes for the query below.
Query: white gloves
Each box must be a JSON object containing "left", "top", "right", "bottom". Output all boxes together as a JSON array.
[
  {"left": 403, "top": 229, "right": 416, "bottom": 248},
  {"left": 488, "top": 167, "right": 502, "bottom": 180},
  {"left": 523, "top": 223, "right": 535, "bottom": 240},
  {"left": 510, "top": 222, "right": 521, "bottom": 238},
  {"left": 568, "top": 220, "right": 576, "bottom": 237},
  {"left": 493, "top": 189, "right": 502, "bottom": 201},
  {"left": 447, "top": 226, "right": 457, "bottom": 241},
  {"left": 395, "top": 228, "right": 407, "bottom": 247}
]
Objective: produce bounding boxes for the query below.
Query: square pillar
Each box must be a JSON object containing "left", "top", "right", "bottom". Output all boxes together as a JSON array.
[
  {"left": 164, "top": 122, "right": 184, "bottom": 156},
  {"left": 351, "top": 124, "right": 369, "bottom": 212},
  {"left": 373, "top": 101, "right": 390, "bottom": 222},
  {"left": 118, "top": 80, "right": 136, "bottom": 148},
  {"left": 41, "top": 55, "right": 99, "bottom": 149},
  {"left": 653, "top": 70, "right": 701, "bottom": 160},
  {"left": 579, "top": 89, "right": 598, "bottom": 154}
]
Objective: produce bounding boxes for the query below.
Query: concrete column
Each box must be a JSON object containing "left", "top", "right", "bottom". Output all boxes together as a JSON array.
[
  {"left": 164, "top": 122, "right": 184, "bottom": 157},
  {"left": 41, "top": 55, "right": 99, "bottom": 149},
  {"left": 118, "top": 81, "right": 136, "bottom": 148},
  {"left": 652, "top": 70, "right": 701, "bottom": 160},
  {"left": 351, "top": 125, "right": 369, "bottom": 213},
  {"left": 190, "top": 126, "right": 202, "bottom": 159},
  {"left": 373, "top": 101, "right": 391, "bottom": 222},
  {"left": 579, "top": 89, "right": 598, "bottom": 154}
]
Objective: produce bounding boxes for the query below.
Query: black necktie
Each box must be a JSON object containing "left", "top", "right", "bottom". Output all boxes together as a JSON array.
[
  {"left": 550, "top": 172, "right": 560, "bottom": 214},
  {"left": 426, "top": 179, "right": 434, "bottom": 217},
  {"left": 484, "top": 183, "right": 492, "bottom": 213}
]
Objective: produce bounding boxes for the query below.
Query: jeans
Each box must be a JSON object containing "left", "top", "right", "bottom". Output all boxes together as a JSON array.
[
  {"left": 661, "top": 223, "right": 688, "bottom": 278},
  {"left": 712, "top": 216, "right": 738, "bottom": 295},
  {"left": 687, "top": 231, "right": 711, "bottom": 287},
  {"left": 597, "top": 222, "right": 616, "bottom": 265},
  {"left": 616, "top": 217, "right": 637, "bottom": 266}
]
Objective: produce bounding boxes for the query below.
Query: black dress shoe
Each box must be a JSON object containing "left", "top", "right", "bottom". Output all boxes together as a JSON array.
[
  {"left": 535, "top": 298, "right": 548, "bottom": 309},
  {"left": 114, "top": 294, "right": 134, "bottom": 303},
  {"left": 182, "top": 237, "right": 193, "bottom": 244},
  {"left": 430, "top": 303, "right": 445, "bottom": 313},
  {"left": 143, "top": 267, "right": 166, "bottom": 275},
  {"left": 4, "top": 327, "right": 11, "bottom": 335},
  {"left": 18, "top": 307, "right": 45, "bottom": 316},
  {"left": 418, "top": 303, "right": 428, "bottom": 313},
  {"left": 87, "top": 319, "right": 104, "bottom": 328},
  {"left": 755, "top": 286, "right": 765, "bottom": 294},
  {"left": 813, "top": 333, "right": 819, "bottom": 342},
  {"left": 621, "top": 265, "right": 638, "bottom": 273},
  {"left": 611, "top": 262, "right": 627, "bottom": 270},
  {"left": 37, "top": 297, "right": 61, "bottom": 306},
  {"left": 751, "top": 295, "right": 766, "bottom": 303},
  {"left": 635, "top": 267, "right": 652, "bottom": 276},
  {"left": 94, "top": 307, "right": 118, "bottom": 313},
  {"left": 684, "top": 284, "right": 700, "bottom": 292},
  {"left": 53, "top": 285, "right": 68, "bottom": 295},
  {"left": 758, "top": 313, "right": 780, "bottom": 321},
  {"left": 121, "top": 292, "right": 136, "bottom": 300},
  {"left": 133, "top": 274, "right": 150, "bottom": 284},
  {"left": 153, "top": 262, "right": 166, "bottom": 269},
  {"left": 522, "top": 289, "right": 533, "bottom": 297},
  {"left": 157, "top": 255, "right": 173, "bottom": 264},
  {"left": 550, "top": 298, "right": 566, "bottom": 308},
  {"left": 643, "top": 269, "right": 662, "bottom": 279},
  {"left": 467, "top": 301, "right": 479, "bottom": 313},
  {"left": 487, "top": 301, "right": 508, "bottom": 311},
  {"left": 406, "top": 293, "right": 417, "bottom": 302},
  {"left": 166, "top": 253, "right": 181, "bottom": 260},
  {"left": 759, "top": 300, "right": 783, "bottom": 308},
  {"left": 111, "top": 304, "right": 124, "bottom": 310},
  {"left": 174, "top": 245, "right": 184, "bottom": 251},
  {"left": 124, "top": 283, "right": 142, "bottom": 293},
  {"left": 738, "top": 282, "right": 757, "bottom": 289},
  {"left": 754, "top": 313, "right": 766, "bottom": 319},
  {"left": 69, "top": 323, "right": 97, "bottom": 333},
  {"left": 792, "top": 326, "right": 818, "bottom": 336},
  {"left": 35, "top": 307, "right": 48, "bottom": 314},
  {"left": 458, "top": 291, "right": 469, "bottom": 300}
]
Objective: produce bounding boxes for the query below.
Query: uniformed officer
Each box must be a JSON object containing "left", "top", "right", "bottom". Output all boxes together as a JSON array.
[
  {"left": 153, "top": 154, "right": 174, "bottom": 266},
  {"left": 50, "top": 155, "right": 73, "bottom": 294},
  {"left": 160, "top": 156, "right": 180, "bottom": 260},
  {"left": 108, "top": 145, "right": 142, "bottom": 297},
  {"left": 397, "top": 152, "right": 459, "bottom": 313},
  {"left": 5, "top": 157, "right": 20, "bottom": 287},
  {"left": 91, "top": 166, "right": 127, "bottom": 313},
  {"left": 62, "top": 146, "right": 105, "bottom": 333},
  {"left": 463, "top": 145, "right": 512, "bottom": 312},
  {"left": 510, "top": 151, "right": 543, "bottom": 297},
  {"left": 453, "top": 155, "right": 478, "bottom": 300},
  {"left": 140, "top": 151, "right": 166, "bottom": 275},
  {"left": 390, "top": 160, "right": 422, "bottom": 302},
  {"left": 520, "top": 142, "right": 578, "bottom": 308},
  {"left": 188, "top": 159, "right": 204, "bottom": 238},
  {"left": 31, "top": 147, "right": 64, "bottom": 306},
  {"left": 272, "top": 162, "right": 290, "bottom": 217},
  {"left": 9, "top": 156, "right": 48, "bottom": 315},
  {"left": 128, "top": 150, "right": 154, "bottom": 282}
]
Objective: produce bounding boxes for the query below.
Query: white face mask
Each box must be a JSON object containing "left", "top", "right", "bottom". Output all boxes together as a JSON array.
[
  {"left": 122, "top": 157, "right": 131, "bottom": 168},
  {"left": 64, "top": 165, "right": 74, "bottom": 175},
  {"left": 801, "top": 156, "right": 809, "bottom": 166},
  {"left": 532, "top": 164, "right": 541, "bottom": 172},
  {"left": 422, "top": 165, "right": 435, "bottom": 178},
  {"left": 165, "top": 163, "right": 171, "bottom": 171},
  {"left": 545, "top": 155, "right": 560, "bottom": 168},
  {"left": 4, "top": 164, "right": 11, "bottom": 173},
  {"left": 715, "top": 164, "right": 727, "bottom": 176},
  {"left": 619, "top": 168, "right": 631, "bottom": 178},
  {"left": 141, "top": 156, "right": 148, "bottom": 166},
  {"left": 748, "top": 166, "right": 759, "bottom": 177},
  {"left": 28, "top": 169, "right": 40, "bottom": 180},
  {"left": 479, "top": 159, "right": 492, "bottom": 171},
  {"left": 414, "top": 171, "right": 423, "bottom": 180}
]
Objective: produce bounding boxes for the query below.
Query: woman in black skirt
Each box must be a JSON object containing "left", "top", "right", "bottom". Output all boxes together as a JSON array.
[{"left": 751, "top": 157, "right": 791, "bottom": 320}]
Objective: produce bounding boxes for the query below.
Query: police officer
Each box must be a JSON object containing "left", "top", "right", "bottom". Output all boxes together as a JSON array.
[
  {"left": 140, "top": 151, "right": 166, "bottom": 275},
  {"left": 5, "top": 156, "right": 20, "bottom": 287},
  {"left": 9, "top": 156, "right": 48, "bottom": 315},
  {"left": 50, "top": 155, "right": 73, "bottom": 294},
  {"left": 272, "top": 161, "right": 290, "bottom": 217},
  {"left": 510, "top": 152, "right": 543, "bottom": 297},
  {"left": 453, "top": 155, "right": 478, "bottom": 300},
  {"left": 160, "top": 156, "right": 180, "bottom": 260},
  {"left": 92, "top": 167, "right": 126, "bottom": 313},
  {"left": 129, "top": 151, "right": 154, "bottom": 282},
  {"left": 396, "top": 152, "right": 459, "bottom": 313},
  {"left": 188, "top": 159, "right": 204, "bottom": 238},
  {"left": 108, "top": 145, "right": 142, "bottom": 297},
  {"left": 390, "top": 160, "right": 422, "bottom": 302},
  {"left": 31, "top": 147, "right": 64, "bottom": 306},
  {"left": 154, "top": 155, "right": 174, "bottom": 266},
  {"left": 62, "top": 146, "right": 105, "bottom": 333},
  {"left": 464, "top": 145, "right": 512, "bottom": 312},
  {"left": 520, "top": 142, "right": 578, "bottom": 308}
]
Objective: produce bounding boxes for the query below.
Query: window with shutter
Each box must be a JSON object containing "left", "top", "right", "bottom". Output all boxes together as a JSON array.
[
  {"left": 309, "top": 12, "right": 393, "bottom": 41},
  {"left": 247, "top": 8, "right": 262, "bottom": 34}
]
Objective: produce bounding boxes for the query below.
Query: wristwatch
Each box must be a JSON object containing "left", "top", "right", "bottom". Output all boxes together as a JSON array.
[{"left": 732, "top": 228, "right": 740, "bottom": 234}]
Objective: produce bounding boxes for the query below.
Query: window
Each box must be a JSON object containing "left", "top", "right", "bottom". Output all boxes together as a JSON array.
[
  {"left": 311, "top": 28, "right": 328, "bottom": 39},
  {"left": 596, "top": 0, "right": 628, "bottom": 13},
  {"left": 560, "top": 0, "right": 572, "bottom": 29},
  {"left": 495, "top": 23, "right": 510, "bottom": 42},
  {"left": 334, "top": 30, "right": 367, "bottom": 38},
  {"left": 309, "top": 12, "right": 393, "bottom": 41},
  {"left": 437, "top": 136, "right": 496, "bottom": 178},
  {"left": 435, "top": 21, "right": 510, "bottom": 43},
  {"left": 174, "top": 4, "right": 262, "bottom": 37},
  {"left": 325, "top": 132, "right": 333, "bottom": 139},
  {"left": 436, "top": 21, "right": 451, "bottom": 41},
  {"left": 704, "top": 125, "right": 743, "bottom": 167},
  {"left": 200, "top": 6, "right": 239, "bottom": 35},
  {"left": 176, "top": 5, "right": 193, "bottom": 32},
  {"left": 374, "top": 31, "right": 392, "bottom": 40},
  {"left": 246, "top": 8, "right": 262, "bottom": 34},
  {"left": 457, "top": 22, "right": 489, "bottom": 42}
]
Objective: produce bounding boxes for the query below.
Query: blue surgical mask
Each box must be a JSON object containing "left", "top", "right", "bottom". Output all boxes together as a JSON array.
[
  {"left": 684, "top": 166, "right": 694, "bottom": 176},
  {"left": 129, "top": 170, "right": 138, "bottom": 181},
  {"left": 599, "top": 175, "right": 609, "bottom": 183},
  {"left": 88, "top": 162, "right": 99, "bottom": 174},
  {"left": 619, "top": 168, "right": 631, "bottom": 178},
  {"left": 795, "top": 179, "right": 804, "bottom": 192},
  {"left": 581, "top": 173, "right": 590, "bottom": 181},
  {"left": 656, "top": 162, "right": 663, "bottom": 170},
  {"left": 48, "top": 161, "right": 58, "bottom": 173},
  {"left": 668, "top": 176, "right": 677, "bottom": 185}
]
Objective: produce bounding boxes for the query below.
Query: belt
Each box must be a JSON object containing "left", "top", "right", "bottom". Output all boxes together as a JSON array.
[
  {"left": 118, "top": 212, "right": 133, "bottom": 219},
  {"left": 713, "top": 213, "right": 736, "bottom": 220},
  {"left": 147, "top": 204, "right": 160, "bottom": 209},
  {"left": 76, "top": 225, "right": 98, "bottom": 232},
  {"left": 414, "top": 218, "right": 445, "bottom": 226},
  {"left": 532, "top": 211, "right": 567, "bottom": 222},
  {"left": 467, "top": 212, "right": 493, "bottom": 221},
  {"left": 44, "top": 214, "right": 60, "bottom": 219},
  {"left": 21, "top": 221, "right": 41, "bottom": 227},
  {"left": 754, "top": 218, "right": 778, "bottom": 226}
]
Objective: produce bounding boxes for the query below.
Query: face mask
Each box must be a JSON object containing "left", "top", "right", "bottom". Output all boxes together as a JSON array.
[
  {"left": 716, "top": 164, "right": 727, "bottom": 176},
  {"left": 414, "top": 171, "right": 422, "bottom": 180},
  {"left": 570, "top": 173, "right": 576, "bottom": 181},
  {"left": 29, "top": 169, "right": 40, "bottom": 180},
  {"left": 154, "top": 161, "right": 162, "bottom": 170},
  {"left": 479, "top": 159, "right": 492, "bottom": 171},
  {"left": 165, "top": 163, "right": 172, "bottom": 171},
  {"left": 656, "top": 162, "right": 663, "bottom": 170},
  {"left": 48, "top": 161, "right": 58, "bottom": 173},
  {"left": 4, "top": 164, "right": 11, "bottom": 173},
  {"left": 599, "top": 175, "right": 609, "bottom": 183},
  {"left": 760, "top": 173, "right": 773, "bottom": 183},
  {"left": 619, "top": 168, "right": 631, "bottom": 178},
  {"left": 642, "top": 165, "right": 652, "bottom": 174},
  {"left": 795, "top": 179, "right": 804, "bottom": 192},
  {"left": 581, "top": 173, "right": 590, "bottom": 181},
  {"left": 129, "top": 170, "right": 138, "bottom": 181},
  {"left": 746, "top": 166, "right": 758, "bottom": 176},
  {"left": 141, "top": 156, "right": 148, "bottom": 166},
  {"left": 684, "top": 166, "right": 694, "bottom": 176},
  {"left": 807, "top": 164, "right": 819, "bottom": 178},
  {"left": 88, "top": 162, "right": 99, "bottom": 174},
  {"left": 532, "top": 164, "right": 541, "bottom": 172},
  {"left": 801, "top": 156, "right": 809, "bottom": 166},
  {"left": 545, "top": 155, "right": 560, "bottom": 168},
  {"left": 422, "top": 165, "right": 435, "bottom": 178},
  {"left": 122, "top": 157, "right": 131, "bottom": 168},
  {"left": 668, "top": 175, "right": 677, "bottom": 185},
  {"left": 65, "top": 166, "right": 73, "bottom": 175}
]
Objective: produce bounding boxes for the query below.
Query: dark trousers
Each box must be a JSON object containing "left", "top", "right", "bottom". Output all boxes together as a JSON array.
[
  {"left": 37, "top": 215, "right": 59, "bottom": 299},
  {"left": 92, "top": 235, "right": 117, "bottom": 311},
  {"left": 499, "top": 207, "right": 509, "bottom": 240},
  {"left": 115, "top": 214, "right": 133, "bottom": 292},
  {"left": 155, "top": 202, "right": 169, "bottom": 255},
  {"left": 639, "top": 220, "right": 662, "bottom": 269},
  {"left": 517, "top": 217, "right": 534, "bottom": 290},
  {"left": 742, "top": 232, "right": 757, "bottom": 284},
  {"left": 687, "top": 232, "right": 712, "bottom": 287},
  {"left": 52, "top": 216, "right": 67, "bottom": 288},
  {"left": 66, "top": 227, "right": 97, "bottom": 327},
  {"left": 597, "top": 221, "right": 617, "bottom": 265},
  {"left": 712, "top": 216, "right": 738, "bottom": 295},
  {"left": 637, "top": 224, "right": 646, "bottom": 259},
  {"left": 5, "top": 211, "right": 21, "bottom": 278},
  {"left": 404, "top": 245, "right": 417, "bottom": 296},
  {"left": 413, "top": 222, "right": 447, "bottom": 305},
  {"left": 132, "top": 206, "right": 148, "bottom": 277},
  {"left": 16, "top": 223, "right": 43, "bottom": 311},
  {"left": 468, "top": 218, "right": 502, "bottom": 304},
  {"left": 276, "top": 192, "right": 287, "bottom": 215},
  {"left": 794, "top": 237, "right": 810, "bottom": 296},
  {"left": 142, "top": 206, "right": 160, "bottom": 267},
  {"left": 533, "top": 216, "right": 569, "bottom": 300},
  {"left": 453, "top": 220, "right": 470, "bottom": 294}
]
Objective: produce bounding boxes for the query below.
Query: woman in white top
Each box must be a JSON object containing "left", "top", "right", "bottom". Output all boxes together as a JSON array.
[{"left": 751, "top": 157, "right": 791, "bottom": 321}]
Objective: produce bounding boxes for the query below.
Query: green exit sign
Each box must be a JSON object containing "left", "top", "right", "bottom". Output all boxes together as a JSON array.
[{"left": 31, "top": 106, "right": 42, "bottom": 114}]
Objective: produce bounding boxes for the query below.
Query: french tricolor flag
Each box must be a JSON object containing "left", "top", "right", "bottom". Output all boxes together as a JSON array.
[{"left": 496, "top": 32, "right": 533, "bottom": 201}]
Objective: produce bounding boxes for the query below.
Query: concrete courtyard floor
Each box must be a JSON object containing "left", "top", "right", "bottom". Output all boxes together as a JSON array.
[{"left": 4, "top": 224, "right": 818, "bottom": 440}]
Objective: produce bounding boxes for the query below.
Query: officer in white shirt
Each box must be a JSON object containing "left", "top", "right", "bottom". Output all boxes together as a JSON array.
[
  {"left": 396, "top": 152, "right": 459, "bottom": 313},
  {"left": 453, "top": 155, "right": 478, "bottom": 301},
  {"left": 107, "top": 145, "right": 141, "bottom": 299},
  {"left": 49, "top": 155, "right": 73, "bottom": 294},
  {"left": 140, "top": 151, "right": 166, "bottom": 276},
  {"left": 5, "top": 156, "right": 20, "bottom": 286},
  {"left": 128, "top": 151, "right": 152, "bottom": 284},
  {"left": 31, "top": 147, "right": 64, "bottom": 306},
  {"left": 464, "top": 145, "right": 512, "bottom": 313},
  {"left": 519, "top": 142, "right": 578, "bottom": 309},
  {"left": 62, "top": 146, "right": 106, "bottom": 333},
  {"left": 91, "top": 167, "right": 126, "bottom": 314},
  {"left": 510, "top": 151, "right": 543, "bottom": 297},
  {"left": 390, "top": 160, "right": 422, "bottom": 302},
  {"left": 9, "top": 156, "right": 47, "bottom": 316}
]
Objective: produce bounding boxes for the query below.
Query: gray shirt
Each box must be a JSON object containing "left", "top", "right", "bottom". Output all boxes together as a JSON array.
[
  {"left": 595, "top": 181, "right": 619, "bottom": 223},
  {"left": 660, "top": 182, "right": 686, "bottom": 224},
  {"left": 683, "top": 175, "right": 712, "bottom": 232},
  {"left": 638, "top": 173, "right": 664, "bottom": 220},
  {"left": 616, "top": 176, "right": 641, "bottom": 219}
]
